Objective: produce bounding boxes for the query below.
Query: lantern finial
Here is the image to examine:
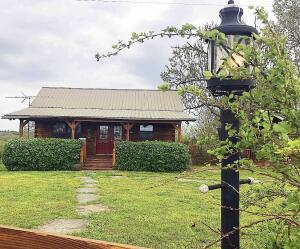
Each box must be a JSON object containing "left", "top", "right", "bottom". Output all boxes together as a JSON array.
[{"left": 228, "top": 0, "right": 234, "bottom": 4}]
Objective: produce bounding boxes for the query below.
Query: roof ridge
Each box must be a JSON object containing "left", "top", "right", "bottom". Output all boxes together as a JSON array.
[
  {"left": 41, "top": 86, "right": 176, "bottom": 92},
  {"left": 27, "top": 106, "right": 184, "bottom": 112}
]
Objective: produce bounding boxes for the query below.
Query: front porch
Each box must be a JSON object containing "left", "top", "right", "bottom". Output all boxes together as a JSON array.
[{"left": 19, "top": 119, "right": 183, "bottom": 170}]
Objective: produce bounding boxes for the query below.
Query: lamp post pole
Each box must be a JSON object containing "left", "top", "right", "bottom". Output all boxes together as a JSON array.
[
  {"left": 202, "top": 1, "right": 258, "bottom": 248},
  {"left": 219, "top": 108, "right": 240, "bottom": 248}
]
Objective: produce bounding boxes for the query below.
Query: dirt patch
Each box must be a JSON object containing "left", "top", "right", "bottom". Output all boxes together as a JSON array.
[
  {"left": 77, "top": 193, "right": 98, "bottom": 204},
  {"left": 76, "top": 204, "right": 111, "bottom": 215},
  {"left": 77, "top": 187, "right": 98, "bottom": 193},
  {"left": 37, "top": 219, "right": 88, "bottom": 234}
]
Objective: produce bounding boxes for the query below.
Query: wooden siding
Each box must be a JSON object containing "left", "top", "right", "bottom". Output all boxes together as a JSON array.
[
  {"left": 130, "top": 123, "right": 175, "bottom": 142},
  {"left": 34, "top": 120, "right": 176, "bottom": 142},
  {"left": 35, "top": 121, "right": 52, "bottom": 138}
]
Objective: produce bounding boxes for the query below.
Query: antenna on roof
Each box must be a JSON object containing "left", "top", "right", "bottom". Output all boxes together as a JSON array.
[
  {"left": 5, "top": 92, "right": 36, "bottom": 138},
  {"left": 6, "top": 92, "right": 36, "bottom": 106}
]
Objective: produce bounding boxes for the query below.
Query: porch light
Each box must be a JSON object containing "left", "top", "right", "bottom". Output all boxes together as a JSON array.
[{"left": 207, "top": 0, "right": 258, "bottom": 96}]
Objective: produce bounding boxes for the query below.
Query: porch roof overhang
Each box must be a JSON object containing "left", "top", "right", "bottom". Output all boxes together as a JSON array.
[{"left": 2, "top": 107, "right": 196, "bottom": 122}]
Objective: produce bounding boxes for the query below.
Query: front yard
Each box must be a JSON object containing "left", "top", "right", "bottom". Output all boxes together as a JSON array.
[{"left": 0, "top": 166, "right": 271, "bottom": 248}]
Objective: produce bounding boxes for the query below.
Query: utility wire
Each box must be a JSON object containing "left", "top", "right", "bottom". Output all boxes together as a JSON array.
[{"left": 77, "top": 0, "right": 272, "bottom": 8}]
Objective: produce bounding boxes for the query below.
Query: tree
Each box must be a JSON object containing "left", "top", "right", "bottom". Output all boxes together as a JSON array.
[
  {"left": 160, "top": 40, "right": 208, "bottom": 115},
  {"left": 96, "top": 7, "right": 300, "bottom": 248},
  {"left": 160, "top": 23, "right": 216, "bottom": 116},
  {"left": 273, "top": 0, "right": 300, "bottom": 72}
]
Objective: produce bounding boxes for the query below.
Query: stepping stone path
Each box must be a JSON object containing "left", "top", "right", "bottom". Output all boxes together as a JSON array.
[
  {"left": 76, "top": 204, "right": 110, "bottom": 215},
  {"left": 76, "top": 176, "right": 110, "bottom": 215},
  {"left": 77, "top": 193, "right": 98, "bottom": 204},
  {"left": 77, "top": 187, "right": 98, "bottom": 193},
  {"left": 37, "top": 175, "right": 110, "bottom": 235},
  {"left": 38, "top": 219, "right": 88, "bottom": 234}
]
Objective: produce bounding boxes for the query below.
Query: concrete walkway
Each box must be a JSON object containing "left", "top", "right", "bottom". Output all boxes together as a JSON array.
[{"left": 37, "top": 175, "right": 110, "bottom": 235}]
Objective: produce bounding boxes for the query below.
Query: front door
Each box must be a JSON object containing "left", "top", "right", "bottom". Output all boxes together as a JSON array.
[
  {"left": 97, "top": 125, "right": 112, "bottom": 154},
  {"left": 85, "top": 125, "right": 97, "bottom": 155},
  {"left": 96, "top": 125, "right": 123, "bottom": 154}
]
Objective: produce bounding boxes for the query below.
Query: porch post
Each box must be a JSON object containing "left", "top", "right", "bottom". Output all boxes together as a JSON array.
[
  {"left": 19, "top": 119, "right": 24, "bottom": 138},
  {"left": 65, "top": 120, "right": 81, "bottom": 139},
  {"left": 122, "top": 122, "right": 134, "bottom": 141},
  {"left": 172, "top": 123, "right": 182, "bottom": 143},
  {"left": 19, "top": 119, "right": 29, "bottom": 138},
  {"left": 71, "top": 123, "right": 75, "bottom": 139},
  {"left": 126, "top": 128, "right": 129, "bottom": 141},
  {"left": 177, "top": 123, "right": 182, "bottom": 143}
]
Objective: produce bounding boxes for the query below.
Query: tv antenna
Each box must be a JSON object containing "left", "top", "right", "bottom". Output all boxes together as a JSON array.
[
  {"left": 5, "top": 92, "right": 36, "bottom": 138},
  {"left": 6, "top": 92, "right": 36, "bottom": 106}
]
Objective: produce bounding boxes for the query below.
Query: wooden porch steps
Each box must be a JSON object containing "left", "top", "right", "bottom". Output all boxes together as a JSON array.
[{"left": 83, "top": 155, "right": 113, "bottom": 170}]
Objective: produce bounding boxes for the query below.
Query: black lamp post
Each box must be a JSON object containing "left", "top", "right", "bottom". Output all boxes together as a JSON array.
[{"left": 204, "top": 1, "right": 258, "bottom": 249}]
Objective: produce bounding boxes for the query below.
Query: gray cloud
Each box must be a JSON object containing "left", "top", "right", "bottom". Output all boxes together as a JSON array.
[{"left": 0, "top": 0, "right": 274, "bottom": 130}]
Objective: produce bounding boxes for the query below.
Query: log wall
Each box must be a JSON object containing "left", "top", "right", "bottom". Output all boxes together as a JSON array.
[
  {"left": 34, "top": 121, "right": 52, "bottom": 138},
  {"left": 130, "top": 123, "right": 175, "bottom": 142},
  {"left": 34, "top": 121, "right": 176, "bottom": 142}
]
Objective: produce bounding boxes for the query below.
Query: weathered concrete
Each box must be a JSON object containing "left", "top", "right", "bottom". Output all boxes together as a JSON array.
[
  {"left": 77, "top": 193, "right": 98, "bottom": 204},
  {"left": 79, "top": 176, "right": 96, "bottom": 184},
  {"left": 76, "top": 204, "right": 110, "bottom": 215},
  {"left": 77, "top": 187, "right": 98, "bottom": 193},
  {"left": 84, "top": 184, "right": 97, "bottom": 188},
  {"left": 37, "top": 219, "right": 88, "bottom": 234}
]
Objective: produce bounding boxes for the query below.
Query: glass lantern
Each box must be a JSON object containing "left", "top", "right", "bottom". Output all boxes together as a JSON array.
[{"left": 207, "top": 0, "right": 258, "bottom": 96}]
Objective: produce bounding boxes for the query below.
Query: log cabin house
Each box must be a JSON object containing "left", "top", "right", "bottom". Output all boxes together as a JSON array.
[{"left": 3, "top": 87, "right": 195, "bottom": 169}]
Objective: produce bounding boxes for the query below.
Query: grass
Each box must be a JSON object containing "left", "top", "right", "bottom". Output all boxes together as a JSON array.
[
  {"left": 0, "top": 170, "right": 83, "bottom": 228},
  {"left": 75, "top": 169, "right": 267, "bottom": 249},
  {"left": 0, "top": 166, "right": 271, "bottom": 248}
]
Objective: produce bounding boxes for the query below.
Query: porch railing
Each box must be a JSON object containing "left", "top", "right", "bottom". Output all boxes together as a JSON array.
[
  {"left": 112, "top": 140, "right": 116, "bottom": 166},
  {"left": 79, "top": 138, "right": 87, "bottom": 164}
]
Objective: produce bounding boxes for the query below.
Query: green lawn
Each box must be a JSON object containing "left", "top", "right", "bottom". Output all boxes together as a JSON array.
[
  {"left": 0, "top": 167, "right": 270, "bottom": 248},
  {"left": 0, "top": 170, "right": 83, "bottom": 228}
]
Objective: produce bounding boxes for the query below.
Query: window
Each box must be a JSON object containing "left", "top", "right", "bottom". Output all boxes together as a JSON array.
[
  {"left": 99, "top": 125, "right": 109, "bottom": 139},
  {"left": 52, "top": 122, "right": 69, "bottom": 138},
  {"left": 76, "top": 123, "right": 82, "bottom": 137},
  {"left": 114, "top": 126, "right": 122, "bottom": 140},
  {"left": 87, "top": 128, "right": 93, "bottom": 139},
  {"left": 140, "top": 125, "right": 154, "bottom": 140}
]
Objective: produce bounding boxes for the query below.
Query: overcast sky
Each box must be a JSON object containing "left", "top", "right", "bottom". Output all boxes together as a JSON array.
[{"left": 0, "top": 0, "right": 274, "bottom": 130}]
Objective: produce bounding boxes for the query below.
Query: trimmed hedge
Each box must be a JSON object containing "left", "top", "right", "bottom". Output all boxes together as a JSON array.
[
  {"left": 2, "top": 138, "right": 82, "bottom": 171},
  {"left": 115, "top": 141, "right": 190, "bottom": 172}
]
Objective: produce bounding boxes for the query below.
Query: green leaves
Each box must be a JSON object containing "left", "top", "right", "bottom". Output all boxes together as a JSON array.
[
  {"left": 96, "top": 23, "right": 205, "bottom": 59},
  {"left": 2, "top": 138, "right": 82, "bottom": 171},
  {"left": 115, "top": 141, "right": 190, "bottom": 172},
  {"left": 157, "top": 82, "right": 170, "bottom": 91},
  {"left": 203, "top": 71, "right": 213, "bottom": 80}
]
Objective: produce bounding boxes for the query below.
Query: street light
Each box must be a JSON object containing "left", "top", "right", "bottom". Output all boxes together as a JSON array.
[{"left": 204, "top": 1, "right": 258, "bottom": 249}]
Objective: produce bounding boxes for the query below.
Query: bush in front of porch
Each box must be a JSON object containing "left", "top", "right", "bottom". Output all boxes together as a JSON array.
[
  {"left": 2, "top": 138, "right": 82, "bottom": 171},
  {"left": 115, "top": 141, "right": 190, "bottom": 172}
]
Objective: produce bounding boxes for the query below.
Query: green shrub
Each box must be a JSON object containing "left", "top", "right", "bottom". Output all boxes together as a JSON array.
[
  {"left": 115, "top": 141, "right": 190, "bottom": 172},
  {"left": 2, "top": 138, "right": 82, "bottom": 171}
]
